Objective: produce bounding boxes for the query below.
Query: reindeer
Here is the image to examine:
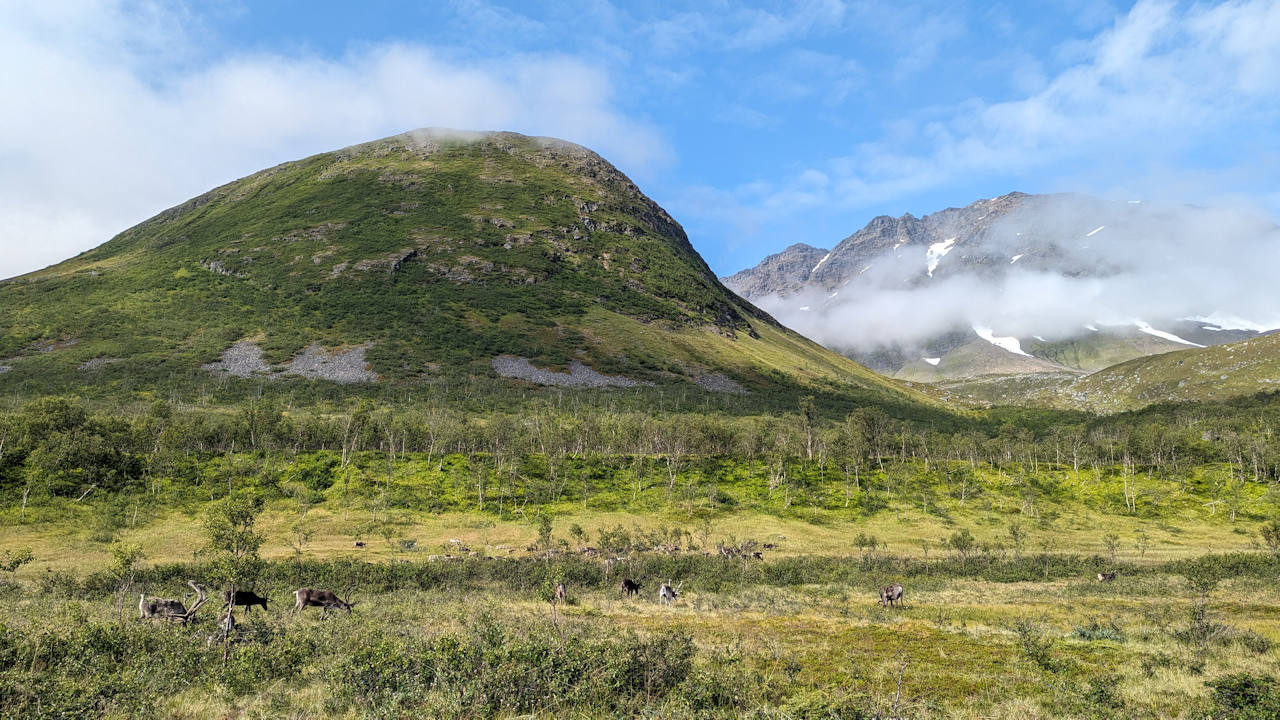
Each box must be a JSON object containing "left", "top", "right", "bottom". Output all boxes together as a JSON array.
[
  {"left": 554, "top": 582, "right": 567, "bottom": 603},
  {"left": 658, "top": 580, "right": 682, "bottom": 607},
  {"left": 139, "top": 594, "right": 185, "bottom": 619},
  {"left": 140, "top": 581, "right": 209, "bottom": 624},
  {"left": 878, "top": 583, "right": 904, "bottom": 608},
  {"left": 293, "top": 588, "right": 354, "bottom": 615},
  {"left": 620, "top": 578, "right": 641, "bottom": 598},
  {"left": 224, "top": 589, "right": 269, "bottom": 614},
  {"left": 1097, "top": 572, "right": 1117, "bottom": 582}
]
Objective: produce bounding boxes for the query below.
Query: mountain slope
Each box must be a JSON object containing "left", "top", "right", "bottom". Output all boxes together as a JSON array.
[
  {"left": 724, "top": 192, "right": 1275, "bottom": 383},
  {"left": 0, "top": 129, "right": 929, "bottom": 407},
  {"left": 1058, "top": 331, "right": 1280, "bottom": 411}
]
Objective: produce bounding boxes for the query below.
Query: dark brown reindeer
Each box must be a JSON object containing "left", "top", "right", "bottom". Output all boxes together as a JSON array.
[
  {"left": 620, "top": 578, "right": 641, "bottom": 598},
  {"left": 224, "top": 589, "right": 269, "bottom": 614},
  {"left": 293, "top": 588, "right": 354, "bottom": 615},
  {"left": 1097, "top": 572, "right": 1117, "bottom": 582},
  {"left": 878, "top": 583, "right": 904, "bottom": 608}
]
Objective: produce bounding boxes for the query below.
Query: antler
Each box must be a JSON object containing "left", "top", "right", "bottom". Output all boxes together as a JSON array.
[{"left": 180, "top": 580, "right": 208, "bottom": 622}]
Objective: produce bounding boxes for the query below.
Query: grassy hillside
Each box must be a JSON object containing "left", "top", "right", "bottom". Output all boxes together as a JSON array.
[
  {"left": 935, "top": 333, "right": 1280, "bottom": 413},
  {"left": 1062, "top": 333, "right": 1280, "bottom": 412},
  {"left": 0, "top": 129, "right": 928, "bottom": 411}
]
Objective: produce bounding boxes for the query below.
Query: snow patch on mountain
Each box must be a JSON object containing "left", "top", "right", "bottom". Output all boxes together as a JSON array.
[
  {"left": 974, "top": 326, "right": 1031, "bottom": 356},
  {"left": 1086, "top": 225, "right": 1105, "bottom": 237},
  {"left": 811, "top": 252, "right": 831, "bottom": 274},
  {"left": 1010, "top": 254, "right": 1024, "bottom": 264},
  {"left": 926, "top": 237, "right": 956, "bottom": 277},
  {"left": 924, "top": 357, "right": 941, "bottom": 366},
  {"left": 1134, "top": 320, "right": 1204, "bottom": 347}
]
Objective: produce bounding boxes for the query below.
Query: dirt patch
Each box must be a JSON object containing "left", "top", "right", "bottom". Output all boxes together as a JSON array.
[
  {"left": 491, "top": 356, "right": 652, "bottom": 388},
  {"left": 31, "top": 337, "right": 79, "bottom": 353},
  {"left": 695, "top": 372, "right": 747, "bottom": 394},
  {"left": 202, "top": 341, "right": 273, "bottom": 378},
  {"left": 79, "top": 358, "right": 122, "bottom": 371},
  {"left": 286, "top": 343, "right": 377, "bottom": 383}
]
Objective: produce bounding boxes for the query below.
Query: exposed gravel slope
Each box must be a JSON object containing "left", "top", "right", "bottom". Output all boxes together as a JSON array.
[
  {"left": 491, "top": 356, "right": 653, "bottom": 388},
  {"left": 202, "top": 341, "right": 272, "bottom": 378},
  {"left": 286, "top": 343, "right": 377, "bottom": 384}
]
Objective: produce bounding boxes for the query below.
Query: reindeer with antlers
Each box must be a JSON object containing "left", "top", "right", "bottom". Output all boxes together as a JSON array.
[
  {"left": 139, "top": 581, "right": 210, "bottom": 624},
  {"left": 658, "top": 580, "right": 682, "bottom": 607}
]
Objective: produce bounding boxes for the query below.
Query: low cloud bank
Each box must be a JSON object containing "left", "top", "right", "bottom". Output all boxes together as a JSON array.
[{"left": 756, "top": 195, "right": 1280, "bottom": 351}]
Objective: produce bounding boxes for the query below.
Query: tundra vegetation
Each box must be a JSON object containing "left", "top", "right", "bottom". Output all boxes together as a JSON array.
[{"left": 2, "top": 393, "right": 1280, "bottom": 718}]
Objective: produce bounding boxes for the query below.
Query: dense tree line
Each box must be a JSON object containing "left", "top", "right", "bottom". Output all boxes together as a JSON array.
[{"left": 3, "top": 393, "right": 1280, "bottom": 501}]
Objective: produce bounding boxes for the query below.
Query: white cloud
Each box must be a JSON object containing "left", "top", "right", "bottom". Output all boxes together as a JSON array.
[
  {"left": 0, "top": 1, "right": 666, "bottom": 278},
  {"left": 753, "top": 195, "right": 1280, "bottom": 351},
  {"left": 721, "top": 0, "right": 1280, "bottom": 219}
]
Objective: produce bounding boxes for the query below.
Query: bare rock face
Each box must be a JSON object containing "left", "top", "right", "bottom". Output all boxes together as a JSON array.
[
  {"left": 491, "top": 356, "right": 652, "bottom": 388},
  {"left": 0, "top": 365, "right": 10, "bottom": 374},
  {"left": 722, "top": 243, "right": 828, "bottom": 299},
  {"left": 202, "top": 341, "right": 272, "bottom": 378},
  {"left": 723, "top": 192, "right": 1038, "bottom": 299},
  {"left": 286, "top": 343, "right": 377, "bottom": 383}
]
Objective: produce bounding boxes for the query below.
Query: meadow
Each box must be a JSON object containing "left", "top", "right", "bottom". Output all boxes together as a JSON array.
[{"left": 3, "top": 438, "right": 1280, "bottom": 718}]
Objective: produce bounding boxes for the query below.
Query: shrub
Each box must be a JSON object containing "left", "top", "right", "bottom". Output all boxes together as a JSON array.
[
  {"left": 1013, "top": 619, "right": 1061, "bottom": 672},
  {"left": 1235, "top": 630, "right": 1274, "bottom": 656},
  {"left": 1206, "top": 673, "right": 1280, "bottom": 719},
  {"left": 1071, "top": 618, "right": 1126, "bottom": 643}
]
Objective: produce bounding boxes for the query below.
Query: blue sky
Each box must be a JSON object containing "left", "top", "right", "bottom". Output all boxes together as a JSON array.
[{"left": 2, "top": 0, "right": 1278, "bottom": 278}]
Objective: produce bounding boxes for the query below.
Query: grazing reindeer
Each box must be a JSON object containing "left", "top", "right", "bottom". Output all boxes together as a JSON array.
[
  {"left": 879, "top": 583, "right": 904, "bottom": 608},
  {"left": 293, "top": 588, "right": 354, "bottom": 615},
  {"left": 620, "top": 578, "right": 641, "bottom": 598},
  {"left": 554, "top": 582, "right": 567, "bottom": 603},
  {"left": 224, "top": 589, "right": 269, "bottom": 614},
  {"left": 1097, "top": 572, "right": 1117, "bottom": 582},
  {"left": 658, "top": 580, "right": 682, "bottom": 607}
]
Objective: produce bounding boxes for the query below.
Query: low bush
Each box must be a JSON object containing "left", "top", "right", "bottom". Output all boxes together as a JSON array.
[{"left": 1206, "top": 673, "right": 1280, "bottom": 719}]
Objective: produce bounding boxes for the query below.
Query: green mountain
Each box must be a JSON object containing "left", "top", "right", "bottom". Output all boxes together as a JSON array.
[
  {"left": 1059, "top": 331, "right": 1280, "bottom": 411},
  {"left": 928, "top": 331, "right": 1280, "bottom": 412},
  {"left": 0, "top": 129, "right": 929, "bottom": 407}
]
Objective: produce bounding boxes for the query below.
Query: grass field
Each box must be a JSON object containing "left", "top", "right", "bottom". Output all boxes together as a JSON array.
[{"left": 2, "top": 454, "right": 1279, "bottom": 718}]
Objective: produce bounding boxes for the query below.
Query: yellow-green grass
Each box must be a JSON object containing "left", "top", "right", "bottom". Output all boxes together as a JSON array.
[
  {"left": 3, "top": 488, "right": 1269, "bottom": 581},
  {"left": 4, "top": 570, "right": 1276, "bottom": 718},
  {"left": 575, "top": 305, "right": 945, "bottom": 404}
]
